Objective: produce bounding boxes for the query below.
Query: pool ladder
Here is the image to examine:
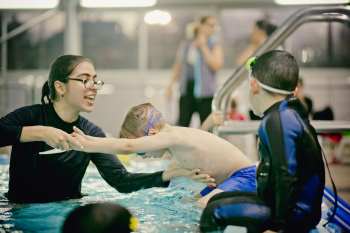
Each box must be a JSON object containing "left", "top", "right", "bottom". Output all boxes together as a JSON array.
[{"left": 212, "top": 4, "right": 350, "bottom": 136}]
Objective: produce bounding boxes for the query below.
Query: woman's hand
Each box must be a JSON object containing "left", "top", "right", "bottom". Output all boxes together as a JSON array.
[
  {"left": 69, "top": 126, "right": 92, "bottom": 151},
  {"left": 188, "top": 169, "right": 216, "bottom": 187},
  {"left": 42, "top": 126, "right": 75, "bottom": 151},
  {"left": 20, "top": 125, "right": 82, "bottom": 151},
  {"left": 162, "top": 161, "right": 216, "bottom": 187}
]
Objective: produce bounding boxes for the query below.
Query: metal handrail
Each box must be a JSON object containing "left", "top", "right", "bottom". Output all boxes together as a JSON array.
[
  {"left": 212, "top": 5, "right": 350, "bottom": 114},
  {"left": 217, "top": 120, "right": 350, "bottom": 135},
  {"left": 0, "top": 9, "right": 59, "bottom": 44}
]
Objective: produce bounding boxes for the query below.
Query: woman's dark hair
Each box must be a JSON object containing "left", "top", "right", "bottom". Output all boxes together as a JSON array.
[
  {"left": 41, "top": 55, "right": 92, "bottom": 104},
  {"left": 256, "top": 20, "right": 277, "bottom": 36},
  {"left": 251, "top": 50, "right": 299, "bottom": 93},
  {"left": 62, "top": 203, "right": 133, "bottom": 233}
]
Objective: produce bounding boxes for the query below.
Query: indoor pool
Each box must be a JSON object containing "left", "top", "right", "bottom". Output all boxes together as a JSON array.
[
  {"left": 0, "top": 158, "right": 206, "bottom": 233},
  {"left": 0, "top": 157, "right": 345, "bottom": 233}
]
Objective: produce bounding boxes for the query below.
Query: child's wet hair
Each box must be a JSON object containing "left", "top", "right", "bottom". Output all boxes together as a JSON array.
[
  {"left": 251, "top": 50, "right": 299, "bottom": 94},
  {"left": 62, "top": 202, "right": 136, "bottom": 233},
  {"left": 119, "top": 103, "right": 164, "bottom": 138}
]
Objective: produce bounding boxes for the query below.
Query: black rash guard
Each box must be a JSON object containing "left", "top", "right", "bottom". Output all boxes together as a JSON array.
[{"left": 0, "top": 104, "right": 169, "bottom": 203}]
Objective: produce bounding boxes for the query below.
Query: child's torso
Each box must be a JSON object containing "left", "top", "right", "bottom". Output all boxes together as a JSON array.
[{"left": 169, "top": 127, "right": 253, "bottom": 184}]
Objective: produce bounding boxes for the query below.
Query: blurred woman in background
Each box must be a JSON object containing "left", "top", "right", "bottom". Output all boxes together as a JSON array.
[{"left": 166, "top": 16, "right": 224, "bottom": 127}]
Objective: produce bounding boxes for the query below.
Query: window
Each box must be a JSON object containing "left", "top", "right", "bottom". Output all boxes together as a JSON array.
[
  {"left": 219, "top": 8, "right": 295, "bottom": 68},
  {"left": 285, "top": 21, "right": 350, "bottom": 67},
  {"left": 80, "top": 11, "right": 140, "bottom": 69},
  {"left": 147, "top": 10, "right": 218, "bottom": 69},
  {"left": 1, "top": 11, "right": 64, "bottom": 70}
]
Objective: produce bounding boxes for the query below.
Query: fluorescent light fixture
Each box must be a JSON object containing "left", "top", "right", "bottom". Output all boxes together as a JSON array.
[
  {"left": 0, "top": 0, "right": 59, "bottom": 9},
  {"left": 81, "top": 0, "right": 157, "bottom": 8},
  {"left": 144, "top": 10, "right": 172, "bottom": 25},
  {"left": 275, "top": 0, "right": 349, "bottom": 5}
]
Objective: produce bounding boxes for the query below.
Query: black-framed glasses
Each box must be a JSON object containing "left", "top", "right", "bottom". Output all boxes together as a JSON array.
[{"left": 69, "top": 78, "right": 104, "bottom": 90}]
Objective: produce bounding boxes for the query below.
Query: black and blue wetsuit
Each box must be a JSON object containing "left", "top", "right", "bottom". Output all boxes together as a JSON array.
[
  {"left": 200, "top": 98, "right": 325, "bottom": 233},
  {"left": 0, "top": 103, "right": 169, "bottom": 203}
]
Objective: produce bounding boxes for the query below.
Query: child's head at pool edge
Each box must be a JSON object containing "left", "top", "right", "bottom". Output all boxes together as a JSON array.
[
  {"left": 247, "top": 50, "right": 299, "bottom": 117},
  {"left": 119, "top": 103, "right": 166, "bottom": 139},
  {"left": 62, "top": 202, "right": 138, "bottom": 233}
]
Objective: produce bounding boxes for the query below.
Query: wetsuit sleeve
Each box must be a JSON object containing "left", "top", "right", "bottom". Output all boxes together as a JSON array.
[
  {"left": 0, "top": 106, "right": 34, "bottom": 146},
  {"left": 88, "top": 126, "right": 169, "bottom": 193},
  {"left": 263, "top": 112, "right": 300, "bottom": 227}
]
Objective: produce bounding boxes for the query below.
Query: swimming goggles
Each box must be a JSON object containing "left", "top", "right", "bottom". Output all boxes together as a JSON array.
[{"left": 143, "top": 108, "right": 162, "bottom": 136}]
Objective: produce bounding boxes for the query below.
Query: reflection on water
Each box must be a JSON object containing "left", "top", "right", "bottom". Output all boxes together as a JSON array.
[{"left": 0, "top": 161, "right": 205, "bottom": 233}]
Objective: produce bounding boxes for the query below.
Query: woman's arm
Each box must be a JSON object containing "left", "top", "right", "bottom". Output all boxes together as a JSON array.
[
  {"left": 0, "top": 106, "right": 76, "bottom": 150},
  {"left": 235, "top": 44, "right": 258, "bottom": 66},
  {"left": 200, "top": 44, "right": 224, "bottom": 71},
  {"left": 196, "top": 35, "right": 223, "bottom": 72},
  {"left": 20, "top": 125, "right": 75, "bottom": 150}
]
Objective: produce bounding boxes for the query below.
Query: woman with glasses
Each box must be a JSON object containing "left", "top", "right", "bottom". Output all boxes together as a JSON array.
[{"left": 0, "top": 55, "right": 212, "bottom": 203}]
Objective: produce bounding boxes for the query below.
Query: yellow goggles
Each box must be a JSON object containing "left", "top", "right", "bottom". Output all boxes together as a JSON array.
[{"left": 129, "top": 216, "right": 138, "bottom": 232}]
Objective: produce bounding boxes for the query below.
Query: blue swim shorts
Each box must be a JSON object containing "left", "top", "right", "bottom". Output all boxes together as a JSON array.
[{"left": 200, "top": 165, "right": 257, "bottom": 196}]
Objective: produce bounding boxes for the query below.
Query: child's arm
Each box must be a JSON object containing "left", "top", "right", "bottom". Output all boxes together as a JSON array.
[
  {"left": 70, "top": 126, "right": 178, "bottom": 155},
  {"left": 201, "top": 111, "right": 224, "bottom": 132}
]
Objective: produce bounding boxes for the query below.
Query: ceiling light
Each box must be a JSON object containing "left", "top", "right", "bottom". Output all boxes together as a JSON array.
[
  {"left": 81, "top": 0, "right": 157, "bottom": 8},
  {"left": 0, "top": 0, "right": 59, "bottom": 9},
  {"left": 275, "top": 0, "right": 349, "bottom": 5},
  {"left": 144, "top": 10, "right": 172, "bottom": 25}
]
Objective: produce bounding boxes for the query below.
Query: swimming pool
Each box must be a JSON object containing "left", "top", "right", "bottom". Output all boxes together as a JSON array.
[
  {"left": 0, "top": 159, "right": 206, "bottom": 233},
  {"left": 0, "top": 157, "right": 344, "bottom": 233}
]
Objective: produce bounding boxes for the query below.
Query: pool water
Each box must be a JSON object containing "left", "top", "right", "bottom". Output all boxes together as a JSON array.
[
  {"left": 0, "top": 159, "right": 206, "bottom": 233},
  {"left": 0, "top": 157, "right": 342, "bottom": 233}
]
